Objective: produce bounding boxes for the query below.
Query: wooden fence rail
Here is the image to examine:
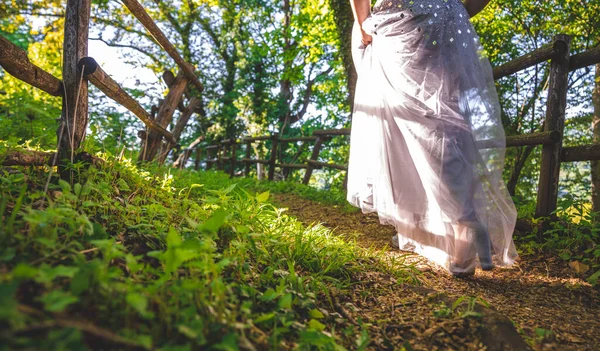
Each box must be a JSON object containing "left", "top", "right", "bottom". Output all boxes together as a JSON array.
[
  {"left": 192, "top": 36, "right": 600, "bottom": 219},
  {"left": 0, "top": 36, "right": 63, "bottom": 96},
  {"left": 492, "top": 41, "right": 560, "bottom": 80}
]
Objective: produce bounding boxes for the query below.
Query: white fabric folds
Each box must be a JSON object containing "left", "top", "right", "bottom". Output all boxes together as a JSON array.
[{"left": 347, "top": 0, "right": 518, "bottom": 272}]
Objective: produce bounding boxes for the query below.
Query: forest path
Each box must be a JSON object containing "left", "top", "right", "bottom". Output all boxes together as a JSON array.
[{"left": 271, "top": 193, "right": 600, "bottom": 351}]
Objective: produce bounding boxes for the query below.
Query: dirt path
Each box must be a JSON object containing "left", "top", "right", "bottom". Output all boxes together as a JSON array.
[{"left": 272, "top": 193, "right": 600, "bottom": 351}]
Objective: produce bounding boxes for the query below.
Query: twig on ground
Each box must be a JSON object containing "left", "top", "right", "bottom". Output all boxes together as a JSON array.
[
  {"left": 17, "top": 304, "right": 145, "bottom": 349},
  {"left": 333, "top": 298, "right": 357, "bottom": 325}
]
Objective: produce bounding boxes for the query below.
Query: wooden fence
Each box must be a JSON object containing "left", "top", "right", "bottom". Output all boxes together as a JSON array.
[
  {"left": 192, "top": 34, "right": 600, "bottom": 219},
  {"left": 0, "top": 0, "right": 203, "bottom": 168}
]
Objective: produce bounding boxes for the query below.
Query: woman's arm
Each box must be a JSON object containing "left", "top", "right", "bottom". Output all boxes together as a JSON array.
[
  {"left": 463, "top": 0, "right": 492, "bottom": 18},
  {"left": 349, "top": 0, "right": 372, "bottom": 44}
]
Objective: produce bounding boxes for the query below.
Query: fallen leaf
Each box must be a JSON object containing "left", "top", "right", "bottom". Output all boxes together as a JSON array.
[{"left": 569, "top": 261, "right": 589, "bottom": 274}]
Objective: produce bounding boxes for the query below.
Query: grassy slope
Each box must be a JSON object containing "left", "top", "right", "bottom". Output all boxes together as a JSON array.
[{"left": 0, "top": 153, "right": 415, "bottom": 350}]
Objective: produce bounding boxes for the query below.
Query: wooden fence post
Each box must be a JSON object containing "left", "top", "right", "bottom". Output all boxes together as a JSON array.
[
  {"left": 195, "top": 148, "right": 201, "bottom": 170},
  {"left": 217, "top": 143, "right": 223, "bottom": 170},
  {"left": 140, "top": 71, "right": 188, "bottom": 162},
  {"left": 171, "top": 97, "right": 200, "bottom": 142},
  {"left": 268, "top": 133, "right": 279, "bottom": 181},
  {"left": 303, "top": 136, "right": 326, "bottom": 185},
  {"left": 536, "top": 34, "right": 571, "bottom": 218},
  {"left": 58, "top": 0, "right": 91, "bottom": 171},
  {"left": 279, "top": 139, "right": 289, "bottom": 179},
  {"left": 206, "top": 147, "right": 213, "bottom": 170},
  {"left": 221, "top": 140, "right": 230, "bottom": 172},
  {"left": 244, "top": 141, "right": 252, "bottom": 176},
  {"left": 229, "top": 140, "right": 236, "bottom": 178}
]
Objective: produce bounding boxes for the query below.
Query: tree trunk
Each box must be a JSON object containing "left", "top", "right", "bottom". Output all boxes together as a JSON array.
[
  {"left": 591, "top": 63, "right": 600, "bottom": 212},
  {"left": 278, "top": 0, "right": 293, "bottom": 134},
  {"left": 506, "top": 145, "right": 535, "bottom": 196},
  {"left": 250, "top": 60, "right": 267, "bottom": 122},
  {"left": 502, "top": 67, "right": 550, "bottom": 198},
  {"left": 328, "top": 0, "right": 357, "bottom": 111}
]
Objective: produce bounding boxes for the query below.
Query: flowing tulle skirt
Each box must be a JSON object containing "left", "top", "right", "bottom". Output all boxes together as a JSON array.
[{"left": 347, "top": 0, "right": 518, "bottom": 272}]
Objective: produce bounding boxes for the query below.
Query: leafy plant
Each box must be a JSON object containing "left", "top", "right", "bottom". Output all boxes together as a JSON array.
[{"left": 432, "top": 296, "right": 489, "bottom": 319}]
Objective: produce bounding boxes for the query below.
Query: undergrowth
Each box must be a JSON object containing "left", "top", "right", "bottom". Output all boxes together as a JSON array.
[
  {"left": 516, "top": 195, "right": 600, "bottom": 286},
  {"left": 0, "top": 150, "right": 416, "bottom": 350}
]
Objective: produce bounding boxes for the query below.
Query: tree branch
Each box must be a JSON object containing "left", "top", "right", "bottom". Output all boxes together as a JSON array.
[
  {"left": 89, "top": 37, "right": 162, "bottom": 65},
  {"left": 152, "top": 0, "right": 183, "bottom": 33},
  {"left": 91, "top": 17, "right": 156, "bottom": 44},
  {"left": 290, "top": 66, "right": 334, "bottom": 124},
  {"left": 197, "top": 16, "right": 227, "bottom": 61},
  {"left": 17, "top": 304, "right": 143, "bottom": 349}
]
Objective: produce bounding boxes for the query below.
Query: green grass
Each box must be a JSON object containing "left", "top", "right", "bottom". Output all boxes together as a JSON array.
[
  {"left": 172, "top": 168, "right": 357, "bottom": 213},
  {"left": 0, "top": 150, "right": 414, "bottom": 350}
]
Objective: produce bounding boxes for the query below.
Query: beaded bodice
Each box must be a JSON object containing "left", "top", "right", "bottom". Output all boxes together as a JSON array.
[{"left": 372, "top": 0, "right": 464, "bottom": 17}]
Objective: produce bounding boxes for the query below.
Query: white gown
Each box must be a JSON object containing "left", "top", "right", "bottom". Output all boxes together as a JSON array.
[{"left": 346, "top": 0, "right": 518, "bottom": 272}]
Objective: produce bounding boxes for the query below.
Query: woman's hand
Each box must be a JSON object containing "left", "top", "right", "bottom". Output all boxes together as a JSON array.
[{"left": 361, "top": 29, "right": 373, "bottom": 46}]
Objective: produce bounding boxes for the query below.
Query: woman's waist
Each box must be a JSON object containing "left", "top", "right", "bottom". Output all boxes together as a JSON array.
[
  {"left": 365, "top": 0, "right": 467, "bottom": 35},
  {"left": 372, "top": 0, "right": 465, "bottom": 17}
]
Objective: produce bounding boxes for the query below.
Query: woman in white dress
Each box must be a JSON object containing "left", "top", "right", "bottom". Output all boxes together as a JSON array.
[{"left": 347, "top": 0, "right": 518, "bottom": 276}]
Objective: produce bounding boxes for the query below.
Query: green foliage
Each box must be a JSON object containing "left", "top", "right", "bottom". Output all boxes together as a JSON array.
[
  {"left": 534, "top": 327, "right": 553, "bottom": 340},
  {"left": 0, "top": 9, "right": 63, "bottom": 149},
  {"left": 516, "top": 194, "right": 600, "bottom": 285},
  {"left": 0, "top": 148, "right": 413, "bottom": 349},
  {"left": 432, "top": 296, "right": 488, "bottom": 319},
  {"left": 0, "top": 18, "right": 32, "bottom": 50}
]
